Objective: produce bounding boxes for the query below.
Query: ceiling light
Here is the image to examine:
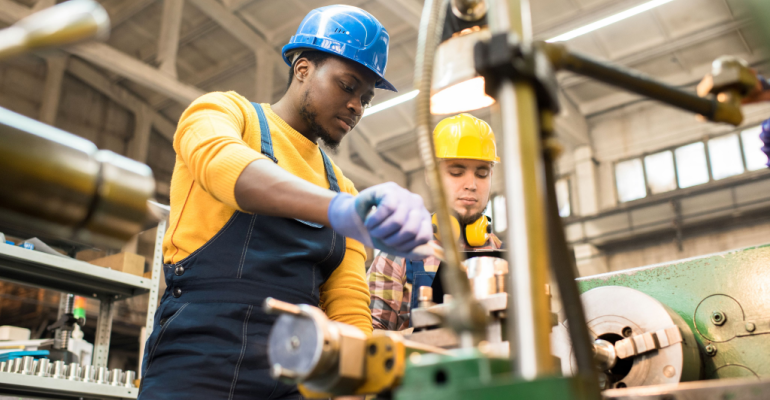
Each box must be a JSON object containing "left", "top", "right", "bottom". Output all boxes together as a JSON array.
[
  {"left": 363, "top": 90, "right": 419, "bottom": 117},
  {"left": 546, "top": 0, "right": 675, "bottom": 42},
  {"left": 363, "top": 0, "right": 677, "bottom": 117}
]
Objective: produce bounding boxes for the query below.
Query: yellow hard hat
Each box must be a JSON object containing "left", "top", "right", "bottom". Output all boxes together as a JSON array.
[{"left": 433, "top": 113, "right": 499, "bottom": 163}]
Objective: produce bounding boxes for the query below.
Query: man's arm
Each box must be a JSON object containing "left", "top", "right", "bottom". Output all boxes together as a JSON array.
[{"left": 367, "top": 252, "right": 408, "bottom": 331}]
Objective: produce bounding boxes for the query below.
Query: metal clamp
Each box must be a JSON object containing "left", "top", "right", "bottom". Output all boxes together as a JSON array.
[{"left": 614, "top": 326, "right": 683, "bottom": 360}]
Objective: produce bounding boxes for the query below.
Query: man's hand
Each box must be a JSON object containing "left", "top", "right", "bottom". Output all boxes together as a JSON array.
[{"left": 328, "top": 182, "right": 432, "bottom": 258}]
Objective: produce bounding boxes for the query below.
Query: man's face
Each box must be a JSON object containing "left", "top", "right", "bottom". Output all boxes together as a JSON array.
[
  {"left": 439, "top": 159, "right": 493, "bottom": 225},
  {"left": 297, "top": 56, "right": 377, "bottom": 149}
]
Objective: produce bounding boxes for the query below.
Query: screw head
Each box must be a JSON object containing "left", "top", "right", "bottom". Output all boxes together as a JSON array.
[
  {"left": 289, "top": 336, "right": 300, "bottom": 350},
  {"left": 746, "top": 322, "right": 756, "bottom": 332},
  {"left": 711, "top": 311, "right": 726, "bottom": 326},
  {"left": 705, "top": 344, "right": 717, "bottom": 356}
]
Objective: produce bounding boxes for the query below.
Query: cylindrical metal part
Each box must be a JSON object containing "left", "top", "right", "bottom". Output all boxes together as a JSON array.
[
  {"left": 51, "top": 361, "right": 66, "bottom": 379},
  {"left": 0, "top": 107, "right": 155, "bottom": 248},
  {"left": 542, "top": 144, "right": 600, "bottom": 389},
  {"left": 123, "top": 370, "right": 136, "bottom": 388},
  {"left": 81, "top": 365, "right": 95, "bottom": 383},
  {"left": 486, "top": 0, "right": 557, "bottom": 379},
  {"left": 543, "top": 44, "right": 739, "bottom": 124},
  {"left": 593, "top": 339, "right": 617, "bottom": 371},
  {"left": 95, "top": 366, "right": 109, "bottom": 384},
  {"left": 451, "top": 0, "right": 488, "bottom": 21},
  {"left": 110, "top": 369, "right": 123, "bottom": 385},
  {"left": 20, "top": 356, "right": 34, "bottom": 375},
  {"left": 67, "top": 364, "right": 81, "bottom": 381},
  {"left": 263, "top": 297, "right": 302, "bottom": 316},
  {"left": 55, "top": 293, "right": 75, "bottom": 350},
  {"left": 0, "top": 361, "right": 6, "bottom": 372},
  {"left": 11, "top": 358, "right": 22, "bottom": 373},
  {"left": 35, "top": 358, "right": 50, "bottom": 377},
  {"left": 418, "top": 286, "right": 434, "bottom": 308}
]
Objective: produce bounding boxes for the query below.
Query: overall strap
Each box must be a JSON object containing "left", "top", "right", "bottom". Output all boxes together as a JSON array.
[
  {"left": 251, "top": 102, "right": 278, "bottom": 163},
  {"left": 319, "top": 149, "right": 340, "bottom": 193}
]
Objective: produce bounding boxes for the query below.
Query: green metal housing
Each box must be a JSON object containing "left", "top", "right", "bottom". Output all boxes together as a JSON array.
[{"left": 577, "top": 245, "right": 770, "bottom": 380}]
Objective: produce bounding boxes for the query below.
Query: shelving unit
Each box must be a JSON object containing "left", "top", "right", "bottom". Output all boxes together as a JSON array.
[
  {"left": 0, "top": 219, "right": 167, "bottom": 399},
  {"left": 0, "top": 372, "right": 137, "bottom": 399}
]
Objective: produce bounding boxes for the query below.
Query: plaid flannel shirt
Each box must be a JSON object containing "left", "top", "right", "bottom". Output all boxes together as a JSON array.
[{"left": 367, "top": 234, "right": 502, "bottom": 331}]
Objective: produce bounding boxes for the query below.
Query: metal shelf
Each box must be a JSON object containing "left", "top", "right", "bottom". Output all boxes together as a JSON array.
[
  {"left": 0, "top": 243, "right": 151, "bottom": 300},
  {"left": 0, "top": 372, "right": 137, "bottom": 399}
]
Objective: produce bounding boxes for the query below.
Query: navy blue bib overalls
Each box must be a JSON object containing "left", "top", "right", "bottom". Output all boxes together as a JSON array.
[{"left": 138, "top": 104, "right": 345, "bottom": 400}]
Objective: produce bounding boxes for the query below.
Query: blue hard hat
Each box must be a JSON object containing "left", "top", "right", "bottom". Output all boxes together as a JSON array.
[{"left": 282, "top": 5, "right": 397, "bottom": 92}]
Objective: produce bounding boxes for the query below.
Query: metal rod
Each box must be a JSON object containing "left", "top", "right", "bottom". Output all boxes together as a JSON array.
[
  {"left": 543, "top": 129, "right": 601, "bottom": 395},
  {"left": 413, "top": 0, "right": 486, "bottom": 341},
  {"left": 544, "top": 43, "right": 732, "bottom": 123},
  {"left": 488, "top": 0, "right": 558, "bottom": 380}
]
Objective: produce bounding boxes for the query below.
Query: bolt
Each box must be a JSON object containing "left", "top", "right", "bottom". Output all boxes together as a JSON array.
[
  {"left": 711, "top": 311, "right": 726, "bottom": 326},
  {"left": 622, "top": 327, "right": 633, "bottom": 338},
  {"left": 705, "top": 344, "right": 717, "bottom": 356},
  {"left": 289, "top": 336, "right": 300, "bottom": 350},
  {"left": 746, "top": 322, "right": 756, "bottom": 332}
]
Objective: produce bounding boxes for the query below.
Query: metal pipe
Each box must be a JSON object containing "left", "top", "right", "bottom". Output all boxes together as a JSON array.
[
  {"left": 487, "top": 0, "right": 557, "bottom": 380},
  {"left": 543, "top": 132, "right": 601, "bottom": 394},
  {"left": 544, "top": 43, "right": 742, "bottom": 126},
  {"left": 0, "top": 107, "right": 155, "bottom": 248},
  {"left": 413, "top": 0, "right": 487, "bottom": 341}
]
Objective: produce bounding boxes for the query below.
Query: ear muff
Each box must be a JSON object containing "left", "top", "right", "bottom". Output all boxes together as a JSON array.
[
  {"left": 432, "top": 214, "right": 461, "bottom": 242},
  {"left": 465, "top": 215, "right": 491, "bottom": 247},
  {"left": 432, "top": 214, "right": 491, "bottom": 247}
]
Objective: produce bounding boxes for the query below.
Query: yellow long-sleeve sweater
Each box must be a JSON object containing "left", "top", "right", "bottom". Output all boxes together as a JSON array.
[{"left": 163, "top": 91, "right": 372, "bottom": 334}]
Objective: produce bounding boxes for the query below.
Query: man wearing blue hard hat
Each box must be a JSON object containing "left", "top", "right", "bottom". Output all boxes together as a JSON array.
[{"left": 138, "top": 5, "right": 431, "bottom": 399}]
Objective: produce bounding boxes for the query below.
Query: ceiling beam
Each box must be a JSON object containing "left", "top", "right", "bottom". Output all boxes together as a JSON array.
[
  {"left": 156, "top": 0, "right": 185, "bottom": 78},
  {"left": 186, "top": 0, "right": 279, "bottom": 60},
  {"left": 39, "top": 55, "right": 68, "bottom": 126},
  {"left": 67, "top": 58, "right": 177, "bottom": 142},
  {"left": 108, "top": 0, "right": 158, "bottom": 28},
  {"left": 350, "top": 125, "right": 407, "bottom": 186},
  {"left": 127, "top": 104, "right": 154, "bottom": 163},
  {"left": 376, "top": 0, "right": 422, "bottom": 30},
  {"left": 68, "top": 42, "right": 205, "bottom": 105},
  {"left": 325, "top": 139, "right": 385, "bottom": 189},
  {"left": 0, "top": 0, "right": 205, "bottom": 106}
]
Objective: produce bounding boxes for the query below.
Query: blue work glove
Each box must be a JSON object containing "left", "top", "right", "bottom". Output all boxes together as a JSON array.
[
  {"left": 762, "top": 119, "right": 770, "bottom": 169},
  {"left": 327, "top": 182, "right": 433, "bottom": 259}
]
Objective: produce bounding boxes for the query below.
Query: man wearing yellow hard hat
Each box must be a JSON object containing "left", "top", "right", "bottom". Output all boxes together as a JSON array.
[{"left": 367, "top": 113, "right": 502, "bottom": 330}]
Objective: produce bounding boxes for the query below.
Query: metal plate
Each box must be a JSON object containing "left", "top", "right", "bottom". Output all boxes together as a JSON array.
[
  {"left": 0, "top": 371, "right": 137, "bottom": 399},
  {"left": 602, "top": 377, "right": 770, "bottom": 400}
]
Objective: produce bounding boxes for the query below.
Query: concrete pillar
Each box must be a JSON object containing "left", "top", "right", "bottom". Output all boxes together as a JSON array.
[{"left": 574, "top": 145, "right": 599, "bottom": 216}]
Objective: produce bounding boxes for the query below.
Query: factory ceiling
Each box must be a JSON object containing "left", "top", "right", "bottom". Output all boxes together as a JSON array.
[{"left": 0, "top": 0, "right": 763, "bottom": 195}]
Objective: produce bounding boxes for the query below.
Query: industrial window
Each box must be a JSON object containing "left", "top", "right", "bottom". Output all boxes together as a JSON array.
[
  {"left": 614, "top": 123, "right": 768, "bottom": 204},
  {"left": 741, "top": 126, "right": 768, "bottom": 171},
  {"left": 674, "top": 142, "right": 709, "bottom": 189},
  {"left": 492, "top": 194, "right": 507, "bottom": 233},
  {"left": 708, "top": 134, "right": 744, "bottom": 180},
  {"left": 615, "top": 159, "right": 646, "bottom": 202},
  {"left": 643, "top": 151, "right": 677, "bottom": 194},
  {"left": 555, "top": 177, "right": 571, "bottom": 217}
]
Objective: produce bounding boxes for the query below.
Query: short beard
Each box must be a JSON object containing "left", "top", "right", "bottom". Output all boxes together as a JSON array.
[
  {"left": 457, "top": 210, "right": 485, "bottom": 226},
  {"left": 299, "top": 89, "right": 340, "bottom": 150}
]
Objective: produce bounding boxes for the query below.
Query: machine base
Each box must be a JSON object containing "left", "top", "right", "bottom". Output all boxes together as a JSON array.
[{"left": 395, "top": 351, "right": 600, "bottom": 400}]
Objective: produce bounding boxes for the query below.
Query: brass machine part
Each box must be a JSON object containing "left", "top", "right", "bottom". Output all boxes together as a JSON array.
[
  {"left": 264, "top": 298, "right": 447, "bottom": 398},
  {"left": 0, "top": 108, "right": 155, "bottom": 248},
  {"left": 0, "top": 0, "right": 110, "bottom": 61}
]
